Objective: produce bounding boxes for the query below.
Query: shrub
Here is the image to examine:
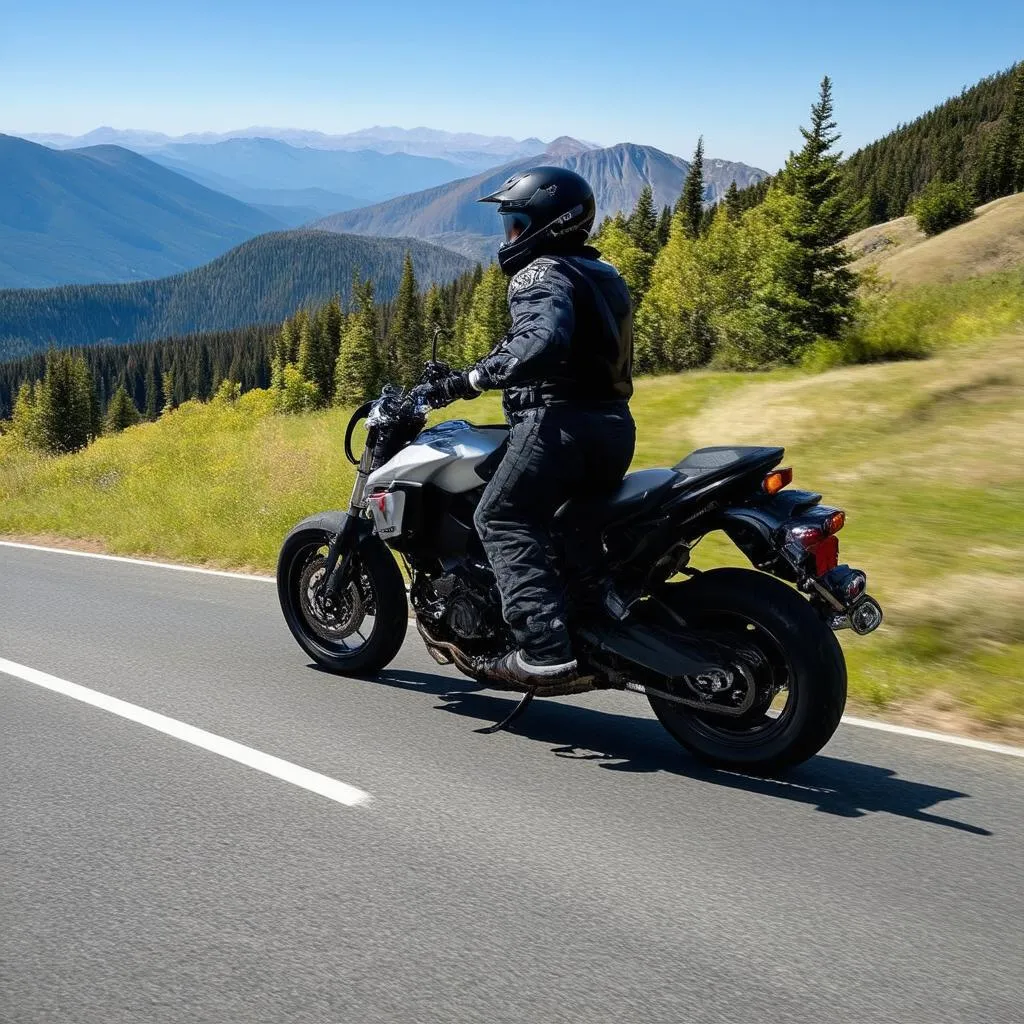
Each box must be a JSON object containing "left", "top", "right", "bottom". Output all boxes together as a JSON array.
[{"left": 912, "top": 180, "right": 975, "bottom": 236}]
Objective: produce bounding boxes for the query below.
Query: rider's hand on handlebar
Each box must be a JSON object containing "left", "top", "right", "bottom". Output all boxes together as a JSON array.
[{"left": 420, "top": 369, "right": 479, "bottom": 409}]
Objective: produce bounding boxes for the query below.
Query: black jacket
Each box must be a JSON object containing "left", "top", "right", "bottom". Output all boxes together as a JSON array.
[{"left": 468, "top": 245, "right": 634, "bottom": 416}]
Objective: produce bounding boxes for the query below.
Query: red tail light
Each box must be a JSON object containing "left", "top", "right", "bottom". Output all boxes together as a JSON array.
[{"left": 812, "top": 535, "right": 840, "bottom": 576}]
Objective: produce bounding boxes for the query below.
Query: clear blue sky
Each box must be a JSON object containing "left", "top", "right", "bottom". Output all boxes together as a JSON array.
[{"left": 2, "top": 0, "right": 1021, "bottom": 171}]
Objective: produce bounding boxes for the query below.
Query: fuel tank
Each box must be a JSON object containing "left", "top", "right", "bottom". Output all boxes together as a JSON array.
[{"left": 365, "top": 419, "right": 508, "bottom": 495}]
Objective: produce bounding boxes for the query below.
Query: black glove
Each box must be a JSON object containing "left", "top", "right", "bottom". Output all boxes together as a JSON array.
[{"left": 423, "top": 370, "right": 479, "bottom": 409}]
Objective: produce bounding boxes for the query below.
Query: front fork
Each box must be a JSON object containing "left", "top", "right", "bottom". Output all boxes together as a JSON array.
[{"left": 323, "top": 431, "right": 376, "bottom": 595}]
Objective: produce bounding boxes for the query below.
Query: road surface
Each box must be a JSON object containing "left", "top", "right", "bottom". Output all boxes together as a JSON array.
[{"left": 2, "top": 544, "right": 1022, "bottom": 1023}]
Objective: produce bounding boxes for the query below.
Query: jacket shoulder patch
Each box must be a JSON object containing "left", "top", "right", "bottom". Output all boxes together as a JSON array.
[{"left": 508, "top": 258, "right": 558, "bottom": 299}]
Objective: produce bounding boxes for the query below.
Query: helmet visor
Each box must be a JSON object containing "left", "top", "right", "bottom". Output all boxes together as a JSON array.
[{"left": 500, "top": 211, "right": 531, "bottom": 243}]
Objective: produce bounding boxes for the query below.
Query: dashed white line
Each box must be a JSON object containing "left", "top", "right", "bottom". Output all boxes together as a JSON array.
[
  {"left": 0, "top": 657, "right": 372, "bottom": 807},
  {"left": 3, "top": 539, "right": 1023, "bottom": 760}
]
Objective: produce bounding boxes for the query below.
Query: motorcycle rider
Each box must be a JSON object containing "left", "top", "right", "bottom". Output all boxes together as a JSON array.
[{"left": 423, "top": 166, "right": 635, "bottom": 689}]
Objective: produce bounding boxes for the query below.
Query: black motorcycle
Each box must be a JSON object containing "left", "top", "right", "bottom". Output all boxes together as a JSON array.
[{"left": 278, "top": 357, "right": 883, "bottom": 772}]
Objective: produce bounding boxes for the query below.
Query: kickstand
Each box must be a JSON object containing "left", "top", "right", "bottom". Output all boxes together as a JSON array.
[{"left": 476, "top": 691, "right": 534, "bottom": 734}]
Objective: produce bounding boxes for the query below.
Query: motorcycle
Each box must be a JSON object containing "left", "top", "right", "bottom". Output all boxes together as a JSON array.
[{"left": 277, "top": 345, "right": 883, "bottom": 773}]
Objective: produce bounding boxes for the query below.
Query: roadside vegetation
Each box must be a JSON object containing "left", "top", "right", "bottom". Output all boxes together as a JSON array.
[
  {"left": 1, "top": 291, "right": 1022, "bottom": 733},
  {"left": 2, "top": 72, "right": 1023, "bottom": 737}
]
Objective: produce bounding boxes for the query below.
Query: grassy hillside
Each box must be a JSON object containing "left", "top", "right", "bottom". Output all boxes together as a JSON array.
[
  {"left": 0, "top": 231, "right": 473, "bottom": 359},
  {"left": 846, "top": 192, "right": 1024, "bottom": 285},
  {"left": 0, "top": 135, "right": 280, "bottom": 288},
  {"left": 2, "top": 295, "right": 1021, "bottom": 735}
]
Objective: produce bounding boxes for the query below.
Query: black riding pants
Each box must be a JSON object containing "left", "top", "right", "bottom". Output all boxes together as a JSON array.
[{"left": 473, "top": 403, "right": 636, "bottom": 664}]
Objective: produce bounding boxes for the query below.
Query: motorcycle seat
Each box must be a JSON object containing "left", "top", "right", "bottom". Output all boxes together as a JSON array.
[
  {"left": 555, "top": 468, "right": 679, "bottom": 526},
  {"left": 554, "top": 447, "right": 785, "bottom": 528},
  {"left": 672, "top": 445, "right": 785, "bottom": 491}
]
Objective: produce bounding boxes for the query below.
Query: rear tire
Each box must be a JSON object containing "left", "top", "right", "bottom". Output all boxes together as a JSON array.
[
  {"left": 648, "top": 568, "right": 846, "bottom": 773},
  {"left": 277, "top": 514, "right": 408, "bottom": 675}
]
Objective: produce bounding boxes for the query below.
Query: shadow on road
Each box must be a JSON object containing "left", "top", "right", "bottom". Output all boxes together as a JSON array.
[{"left": 375, "top": 667, "right": 993, "bottom": 837}]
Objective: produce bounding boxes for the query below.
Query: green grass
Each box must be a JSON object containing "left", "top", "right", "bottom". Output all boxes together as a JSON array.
[{"left": 2, "top": 299, "right": 1023, "bottom": 734}]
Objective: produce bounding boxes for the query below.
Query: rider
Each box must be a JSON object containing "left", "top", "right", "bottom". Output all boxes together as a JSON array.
[{"left": 423, "top": 166, "right": 636, "bottom": 689}]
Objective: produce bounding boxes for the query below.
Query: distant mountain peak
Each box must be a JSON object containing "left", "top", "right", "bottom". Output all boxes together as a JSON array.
[{"left": 544, "top": 136, "right": 597, "bottom": 158}]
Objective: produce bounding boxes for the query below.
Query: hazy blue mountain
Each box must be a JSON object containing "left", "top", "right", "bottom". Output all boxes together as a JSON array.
[
  {"left": 143, "top": 137, "right": 469, "bottom": 203},
  {"left": 0, "top": 135, "right": 282, "bottom": 288},
  {"left": 313, "top": 141, "right": 767, "bottom": 260},
  {"left": 0, "top": 230, "right": 473, "bottom": 357},
  {"left": 26, "top": 125, "right": 554, "bottom": 171}
]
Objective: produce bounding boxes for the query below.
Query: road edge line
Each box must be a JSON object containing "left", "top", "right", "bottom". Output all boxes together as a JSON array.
[
  {"left": 0, "top": 540, "right": 273, "bottom": 581},
  {"left": 4, "top": 539, "right": 1023, "bottom": 760},
  {"left": 840, "top": 716, "right": 1024, "bottom": 758},
  {"left": 0, "top": 656, "right": 372, "bottom": 807}
]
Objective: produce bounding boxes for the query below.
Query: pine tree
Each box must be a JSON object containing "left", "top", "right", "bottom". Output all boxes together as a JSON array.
[
  {"left": 627, "top": 185, "right": 659, "bottom": 255},
  {"left": 161, "top": 370, "right": 176, "bottom": 414},
  {"left": 334, "top": 276, "right": 382, "bottom": 406},
  {"left": 724, "top": 180, "right": 741, "bottom": 219},
  {"left": 656, "top": 205, "right": 673, "bottom": 247},
  {"left": 298, "top": 306, "right": 335, "bottom": 407},
  {"left": 777, "top": 76, "right": 858, "bottom": 346},
  {"left": 105, "top": 382, "right": 142, "bottom": 433},
  {"left": 36, "top": 350, "right": 95, "bottom": 453},
  {"left": 459, "top": 263, "right": 511, "bottom": 363},
  {"left": 11, "top": 381, "right": 41, "bottom": 447},
  {"left": 677, "top": 136, "right": 706, "bottom": 237},
  {"left": 592, "top": 213, "right": 655, "bottom": 304},
  {"left": 423, "top": 284, "right": 452, "bottom": 362},
  {"left": 390, "top": 252, "right": 425, "bottom": 386},
  {"left": 144, "top": 357, "right": 161, "bottom": 420}
]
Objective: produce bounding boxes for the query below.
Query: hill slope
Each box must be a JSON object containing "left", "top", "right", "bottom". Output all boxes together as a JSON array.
[
  {"left": 0, "top": 135, "right": 281, "bottom": 288},
  {"left": 844, "top": 62, "right": 1021, "bottom": 224},
  {"left": 846, "top": 192, "right": 1024, "bottom": 285},
  {"left": 0, "top": 231, "right": 472, "bottom": 357},
  {"left": 314, "top": 143, "right": 767, "bottom": 260}
]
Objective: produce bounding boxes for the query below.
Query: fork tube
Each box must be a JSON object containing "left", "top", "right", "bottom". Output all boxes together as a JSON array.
[{"left": 324, "top": 428, "right": 376, "bottom": 594}]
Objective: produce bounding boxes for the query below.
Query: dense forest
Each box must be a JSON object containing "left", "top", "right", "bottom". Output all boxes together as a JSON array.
[
  {"left": 0, "top": 263, "right": 484, "bottom": 423},
  {"left": 0, "top": 230, "right": 471, "bottom": 359},
  {"left": 844, "top": 61, "right": 1023, "bottom": 224}
]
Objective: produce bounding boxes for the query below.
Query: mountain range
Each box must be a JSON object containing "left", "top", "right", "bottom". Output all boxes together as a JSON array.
[
  {"left": 24, "top": 126, "right": 551, "bottom": 172},
  {"left": 0, "top": 231, "right": 472, "bottom": 358},
  {"left": 0, "top": 135, "right": 280, "bottom": 288},
  {"left": 314, "top": 142, "right": 768, "bottom": 260}
]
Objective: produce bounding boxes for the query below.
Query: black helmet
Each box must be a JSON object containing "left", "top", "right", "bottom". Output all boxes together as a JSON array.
[{"left": 478, "top": 166, "right": 596, "bottom": 275}]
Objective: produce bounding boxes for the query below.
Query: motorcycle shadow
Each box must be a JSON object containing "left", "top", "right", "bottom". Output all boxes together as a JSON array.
[{"left": 378, "top": 667, "right": 993, "bottom": 837}]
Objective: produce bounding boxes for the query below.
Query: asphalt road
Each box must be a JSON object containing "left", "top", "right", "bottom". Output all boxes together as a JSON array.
[{"left": 2, "top": 544, "right": 1023, "bottom": 1024}]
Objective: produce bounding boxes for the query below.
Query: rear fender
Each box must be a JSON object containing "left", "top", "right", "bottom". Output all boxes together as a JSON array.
[{"left": 713, "top": 489, "right": 823, "bottom": 581}]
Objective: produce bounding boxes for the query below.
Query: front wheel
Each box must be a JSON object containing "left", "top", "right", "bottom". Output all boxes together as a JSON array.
[
  {"left": 277, "top": 514, "right": 408, "bottom": 675},
  {"left": 648, "top": 568, "right": 847, "bottom": 773}
]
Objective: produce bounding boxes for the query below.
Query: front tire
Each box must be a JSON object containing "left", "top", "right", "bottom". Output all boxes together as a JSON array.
[
  {"left": 277, "top": 514, "right": 408, "bottom": 675},
  {"left": 648, "top": 568, "right": 847, "bottom": 773}
]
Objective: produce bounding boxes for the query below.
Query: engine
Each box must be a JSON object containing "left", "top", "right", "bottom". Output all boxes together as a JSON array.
[{"left": 412, "top": 563, "right": 502, "bottom": 641}]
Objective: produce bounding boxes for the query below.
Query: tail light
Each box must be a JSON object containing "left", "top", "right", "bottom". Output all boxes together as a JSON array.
[{"left": 788, "top": 509, "right": 846, "bottom": 576}]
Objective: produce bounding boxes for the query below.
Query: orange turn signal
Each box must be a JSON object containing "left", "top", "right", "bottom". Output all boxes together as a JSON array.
[
  {"left": 823, "top": 510, "right": 846, "bottom": 535},
  {"left": 762, "top": 467, "right": 793, "bottom": 495}
]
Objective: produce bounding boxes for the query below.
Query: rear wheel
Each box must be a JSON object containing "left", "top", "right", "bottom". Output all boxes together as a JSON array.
[
  {"left": 277, "top": 516, "right": 408, "bottom": 675},
  {"left": 648, "top": 568, "right": 846, "bottom": 773}
]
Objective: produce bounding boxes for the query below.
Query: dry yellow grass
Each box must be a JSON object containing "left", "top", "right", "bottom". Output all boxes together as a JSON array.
[{"left": 846, "top": 192, "right": 1024, "bottom": 285}]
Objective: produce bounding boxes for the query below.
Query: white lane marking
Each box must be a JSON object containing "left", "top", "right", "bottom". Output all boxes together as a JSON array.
[
  {"left": 840, "top": 716, "right": 1024, "bottom": 758},
  {"left": 3, "top": 540, "right": 1023, "bottom": 760},
  {"left": 0, "top": 658, "right": 371, "bottom": 807},
  {"left": 0, "top": 540, "right": 273, "bottom": 581}
]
